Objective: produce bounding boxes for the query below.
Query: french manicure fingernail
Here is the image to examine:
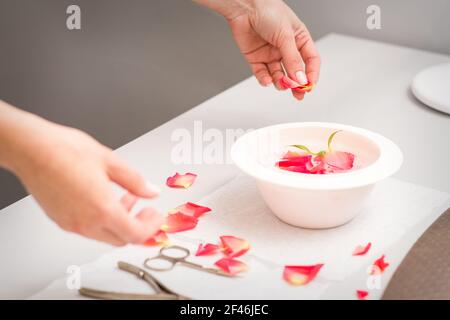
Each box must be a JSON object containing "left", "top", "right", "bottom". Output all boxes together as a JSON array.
[
  {"left": 296, "top": 71, "right": 308, "bottom": 85},
  {"left": 146, "top": 181, "right": 161, "bottom": 194}
]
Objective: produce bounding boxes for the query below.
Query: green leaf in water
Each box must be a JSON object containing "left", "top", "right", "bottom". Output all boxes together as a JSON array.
[
  {"left": 327, "top": 130, "right": 342, "bottom": 153},
  {"left": 290, "top": 144, "right": 317, "bottom": 155}
]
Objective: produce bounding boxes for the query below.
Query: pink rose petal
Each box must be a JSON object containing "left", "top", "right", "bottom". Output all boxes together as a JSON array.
[
  {"left": 352, "top": 242, "right": 372, "bottom": 256},
  {"left": 169, "top": 202, "right": 211, "bottom": 218},
  {"left": 283, "top": 264, "right": 324, "bottom": 286},
  {"left": 215, "top": 258, "right": 248, "bottom": 275},
  {"left": 195, "top": 243, "right": 220, "bottom": 256},
  {"left": 166, "top": 172, "right": 197, "bottom": 189}
]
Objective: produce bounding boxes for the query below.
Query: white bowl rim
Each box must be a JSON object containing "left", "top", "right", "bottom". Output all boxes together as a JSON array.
[{"left": 231, "top": 122, "right": 403, "bottom": 190}]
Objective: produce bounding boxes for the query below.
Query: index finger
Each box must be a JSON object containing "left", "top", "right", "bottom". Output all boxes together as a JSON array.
[
  {"left": 107, "top": 205, "right": 164, "bottom": 244},
  {"left": 296, "top": 30, "right": 321, "bottom": 85}
]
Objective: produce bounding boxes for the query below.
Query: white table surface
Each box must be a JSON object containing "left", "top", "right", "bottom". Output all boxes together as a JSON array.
[{"left": 1, "top": 33, "right": 450, "bottom": 299}]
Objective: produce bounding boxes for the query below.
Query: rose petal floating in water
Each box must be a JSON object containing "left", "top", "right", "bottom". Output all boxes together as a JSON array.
[
  {"left": 144, "top": 230, "right": 169, "bottom": 247},
  {"left": 371, "top": 254, "right": 389, "bottom": 275},
  {"left": 215, "top": 258, "right": 248, "bottom": 275},
  {"left": 195, "top": 243, "right": 220, "bottom": 256},
  {"left": 161, "top": 213, "right": 198, "bottom": 233},
  {"left": 352, "top": 242, "right": 372, "bottom": 256},
  {"left": 324, "top": 151, "right": 355, "bottom": 172},
  {"left": 169, "top": 202, "right": 211, "bottom": 218},
  {"left": 356, "top": 290, "right": 369, "bottom": 300},
  {"left": 166, "top": 172, "right": 197, "bottom": 189},
  {"left": 283, "top": 264, "right": 324, "bottom": 286},
  {"left": 220, "top": 235, "right": 251, "bottom": 258},
  {"left": 277, "top": 130, "right": 355, "bottom": 175}
]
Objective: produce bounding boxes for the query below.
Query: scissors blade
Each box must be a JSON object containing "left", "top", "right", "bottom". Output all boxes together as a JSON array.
[
  {"left": 181, "top": 261, "right": 234, "bottom": 277},
  {"left": 79, "top": 287, "right": 179, "bottom": 300},
  {"left": 118, "top": 261, "right": 190, "bottom": 300}
]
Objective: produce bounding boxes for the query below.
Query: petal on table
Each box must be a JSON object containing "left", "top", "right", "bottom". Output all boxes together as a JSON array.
[
  {"left": 166, "top": 172, "right": 197, "bottom": 189},
  {"left": 195, "top": 243, "right": 220, "bottom": 256},
  {"left": 356, "top": 290, "right": 369, "bottom": 300},
  {"left": 161, "top": 213, "right": 198, "bottom": 233},
  {"left": 168, "top": 202, "right": 211, "bottom": 218},
  {"left": 371, "top": 255, "right": 390, "bottom": 275},
  {"left": 214, "top": 258, "right": 248, "bottom": 275},
  {"left": 323, "top": 151, "right": 355, "bottom": 171},
  {"left": 352, "top": 242, "right": 372, "bottom": 256},
  {"left": 220, "top": 235, "right": 251, "bottom": 258},
  {"left": 144, "top": 230, "right": 169, "bottom": 247},
  {"left": 283, "top": 264, "right": 324, "bottom": 285}
]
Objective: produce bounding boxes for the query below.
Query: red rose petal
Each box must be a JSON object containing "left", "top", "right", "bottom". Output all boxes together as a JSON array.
[
  {"left": 279, "top": 75, "right": 314, "bottom": 92},
  {"left": 371, "top": 255, "right": 389, "bottom": 275},
  {"left": 306, "top": 156, "right": 327, "bottom": 174},
  {"left": 279, "top": 75, "right": 301, "bottom": 89},
  {"left": 166, "top": 172, "right": 197, "bottom": 189},
  {"left": 161, "top": 213, "right": 198, "bottom": 233},
  {"left": 144, "top": 230, "right": 169, "bottom": 247},
  {"left": 292, "top": 83, "right": 314, "bottom": 93},
  {"left": 279, "top": 165, "right": 311, "bottom": 173},
  {"left": 352, "top": 242, "right": 372, "bottom": 256},
  {"left": 277, "top": 156, "right": 311, "bottom": 167},
  {"left": 215, "top": 258, "right": 248, "bottom": 275},
  {"left": 323, "top": 151, "right": 355, "bottom": 172},
  {"left": 283, "top": 264, "right": 324, "bottom": 286},
  {"left": 168, "top": 202, "right": 211, "bottom": 218},
  {"left": 220, "top": 236, "right": 251, "bottom": 258},
  {"left": 277, "top": 155, "right": 312, "bottom": 173},
  {"left": 195, "top": 243, "right": 220, "bottom": 256},
  {"left": 356, "top": 290, "right": 369, "bottom": 300}
]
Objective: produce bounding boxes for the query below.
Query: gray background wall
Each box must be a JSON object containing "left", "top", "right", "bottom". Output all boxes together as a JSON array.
[{"left": 1, "top": 0, "right": 449, "bottom": 209}]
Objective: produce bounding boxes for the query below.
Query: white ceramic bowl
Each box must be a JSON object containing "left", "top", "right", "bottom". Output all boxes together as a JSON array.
[{"left": 231, "top": 122, "right": 403, "bottom": 229}]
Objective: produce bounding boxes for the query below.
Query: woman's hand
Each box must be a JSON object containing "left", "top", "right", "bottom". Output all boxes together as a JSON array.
[
  {"left": 0, "top": 101, "right": 164, "bottom": 246},
  {"left": 196, "top": 0, "right": 321, "bottom": 100}
]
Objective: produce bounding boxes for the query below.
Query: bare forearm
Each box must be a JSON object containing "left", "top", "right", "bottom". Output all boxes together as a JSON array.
[
  {"left": 193, "top": 0, "right": 255, "bottom": 20},
  {"left": 0, "top": 100, "right": 50, "bottom": 173}
]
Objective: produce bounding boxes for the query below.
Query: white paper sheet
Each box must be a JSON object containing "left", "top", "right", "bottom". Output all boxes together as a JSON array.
[{"left": 31, "top": 175, "right": 450, "bottom": 300}]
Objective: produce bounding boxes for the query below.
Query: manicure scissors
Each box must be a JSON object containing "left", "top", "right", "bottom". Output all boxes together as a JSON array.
[
  {"left": 144, "top": 245, "right": 232, "bottom": 277},
  {"left": 79, "top": 261, "right": 190, "bottom": 300}
]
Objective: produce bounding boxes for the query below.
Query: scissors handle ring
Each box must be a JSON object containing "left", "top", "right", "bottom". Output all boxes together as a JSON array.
[
  {"left": 143, "top": 256, "right": 176, "bottom": 271},
  {"left": 159, "top": 245, "right": 190, "bottom": 259}
]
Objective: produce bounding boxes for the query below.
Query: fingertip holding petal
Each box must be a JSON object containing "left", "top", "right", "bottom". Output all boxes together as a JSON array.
[
  {"left": 166, "top": 172, "right": 197, "bottom": 189},
  {"left": 283, "top": 264, "right": 324, "bottom": 286},
  {"left": 162, "top": 213, "right": 198, "bottom": 233},
  {"left": 279, "top": 75, "right": 301, "bottom": 89},
  {"left": 279, "top": 75, "right": 314, "bottom": 92},
  {"left": 143, "top": 230, "right": 170, "bottom": 247},
  {"left": 215, "top": 258, "right": 248, "bottom": 275},
  {"left": 352, "top": 242, "right": 372, "bottom": 256}
]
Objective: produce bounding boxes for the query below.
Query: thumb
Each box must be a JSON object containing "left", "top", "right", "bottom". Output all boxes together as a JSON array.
[
  {"left": 279, "top": 33, "right": 308, "bottom": 85},
  {"left": 107, "top": 155, "right": 160, "bottom": 198}
]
